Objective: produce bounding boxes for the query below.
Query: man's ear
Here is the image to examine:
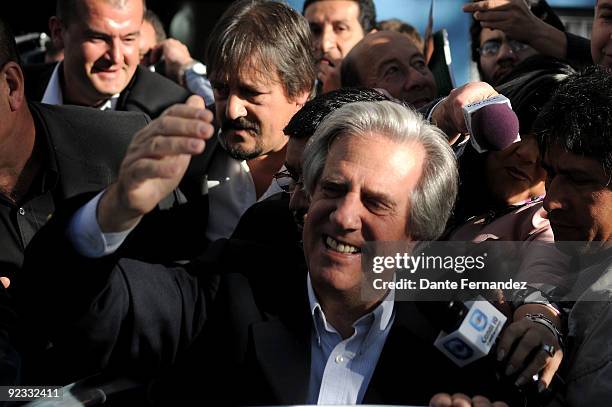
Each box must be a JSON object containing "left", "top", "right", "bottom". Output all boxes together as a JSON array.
[
  {"left": 368, "top": 28, "right": 378, "bottom": 35},
  {"left": 3, "top": 63, "right": 26, "bottom": 112},
  {"left": 48, "top": 16, "right": 65, "bottom": 50},
  {"left": 293, "top": 91, "right": 310, "bottom": 110}
]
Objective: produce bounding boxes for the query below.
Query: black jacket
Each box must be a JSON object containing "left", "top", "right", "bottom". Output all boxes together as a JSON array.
[{"left": 23, "top": 63, "right": 191, "bottom": 119}]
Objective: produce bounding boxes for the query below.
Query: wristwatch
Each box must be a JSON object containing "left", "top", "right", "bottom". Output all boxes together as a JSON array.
[{"left": 181, "top": 61, "right": 207, "bottom": 86}]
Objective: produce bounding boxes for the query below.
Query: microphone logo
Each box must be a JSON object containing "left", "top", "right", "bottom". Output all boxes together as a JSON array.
[
  {"left": 469, "top": 310, "right": 488, "bottom": 332},
  {"left": 442, "top": 338, "right": 474, "bottom": 360}
]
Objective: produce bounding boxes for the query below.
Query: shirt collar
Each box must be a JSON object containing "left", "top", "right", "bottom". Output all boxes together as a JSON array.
[
  {"left": 307, "top": 273, "right": 395, "bottom": 343},
  {"left": 41, "top": 62, "right": 63, "bottom": 105},
  {"left": 41, "top": 62, "right": 120, "bottom": 110}
]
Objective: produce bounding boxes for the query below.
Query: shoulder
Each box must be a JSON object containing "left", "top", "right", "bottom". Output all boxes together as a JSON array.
[
  {"left": 32, "top": 102, "right": 149, "bottom": 168},
  {"left": 22, "top": 62, "right": 56, "bottom": 101},
  {"left": 120, "top": 66, "right": 192, "bottom": 118},
  {"left": 33, "top": 101, "right": 149, "bottom": 135}
]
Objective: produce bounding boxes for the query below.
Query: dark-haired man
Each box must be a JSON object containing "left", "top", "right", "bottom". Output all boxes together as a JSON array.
[
  {"left": 16, "top": 0, "right": 314, "bottom": 383},
  {"left": 24, "top": 0, "right": 190, "bottom": 118},
  {"left": 535, "top": 66, "right": 612, "bottom": 406},
  {"left": 464, "top": 0, "right": 591, "bottom": 85},
  {"left": 304, "top": 0, "right": 376, "bottom": 94}
]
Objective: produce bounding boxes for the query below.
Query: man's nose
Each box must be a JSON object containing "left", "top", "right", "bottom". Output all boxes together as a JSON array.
[
  {"left": 107, "top": 39, "right": 123, "bottom": 64},
  {"left": 225, "top": 93, "right": 247, "bottom": 121},
  {"left": 543, "top": 179, "right": 564, "bottom": 213},
  {"left": 329, "top": 193, "right": 361, "bottom": 232},
  {"left": 403, "top": 67, "right": 426, "bottom": 91},
  {"left": 497, "top": 42, "right": 518, "bottom": 61},
  {"left": 321, "top": 25, "right": 336, "bottom": 53}
]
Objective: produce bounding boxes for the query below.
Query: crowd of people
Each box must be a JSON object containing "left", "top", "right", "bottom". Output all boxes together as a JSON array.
[{"left": 0, "top": 0, "right": 610, "bottom": 406}]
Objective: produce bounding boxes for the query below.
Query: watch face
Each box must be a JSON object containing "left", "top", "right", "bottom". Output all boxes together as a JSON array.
[{"left": 192, "top": 62, "right": 207, "bottom": 75}]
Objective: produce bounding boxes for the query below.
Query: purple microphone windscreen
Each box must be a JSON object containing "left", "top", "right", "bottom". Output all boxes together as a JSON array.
[{"left": 471, "top": 103, "right": 520, "bottom": 151}]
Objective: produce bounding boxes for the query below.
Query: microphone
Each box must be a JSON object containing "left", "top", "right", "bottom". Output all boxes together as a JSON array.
[
  {"left": 463, "top": 95, "right": 520, "bottom": 153},
  {"left": 418, "top": 298, "right": 507, "bottom": 367}
]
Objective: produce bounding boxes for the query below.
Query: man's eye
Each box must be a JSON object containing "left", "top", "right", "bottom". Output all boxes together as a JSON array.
[
  {"left": 384, "top": 66, "right": 400, "bottom": 78},
  {"left": 213, "top": 85, "right": 229, "bottom": 99},
  {"left": 364, "top": 198, "right": 389, "bottom": 214},
  {"left": 309, "top": 24, "right": 322, "bottom": 36},
  {"left": 334, "top": 24, "right": 348, "bottom": 32},
  {"left": 320, "top": 183, "right": 343, "bottom": 197},
  {"left": 412, "top": 60, "right": 426, "bottom": 70}
]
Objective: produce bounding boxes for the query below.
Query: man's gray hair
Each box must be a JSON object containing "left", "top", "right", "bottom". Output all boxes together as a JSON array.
[{"left": 303, "top": 101, "right": 458, "bottom": 241}]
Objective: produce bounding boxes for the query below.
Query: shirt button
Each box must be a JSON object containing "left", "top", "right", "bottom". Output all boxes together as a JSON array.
[
  {"left": 18, "top": 207, "right": 25, "bottom": 216},
  {"left": 335, "top": 354, "right": 344, "bottom": 364}
]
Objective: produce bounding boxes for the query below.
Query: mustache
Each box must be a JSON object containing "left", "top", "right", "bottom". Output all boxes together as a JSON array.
[{"left": 222, "top": 117, "right": 260, "bottom": 134}]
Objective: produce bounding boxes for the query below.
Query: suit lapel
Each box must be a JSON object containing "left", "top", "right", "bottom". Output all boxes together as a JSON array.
[
  {"left": 363, "top": 301, "right": 440, "bottom": 405},
  {"left": 31, "top": 104, "right": 113, "bottom": 199},
  {"left": 250, "top": 278, "right": 312, "bottom": 404}
]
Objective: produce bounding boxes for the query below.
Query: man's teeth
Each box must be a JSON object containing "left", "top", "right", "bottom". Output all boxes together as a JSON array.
[{"left": 325, "top": 236, "right": 358, "bottom": 253}]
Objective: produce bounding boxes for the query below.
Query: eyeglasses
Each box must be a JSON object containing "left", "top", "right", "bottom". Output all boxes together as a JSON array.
[
  {"left": 478, "top": 39, "right": 530, "bottom": 57},
  {"left": 273, "top": 169, "right": 304, "bottom": 194}
]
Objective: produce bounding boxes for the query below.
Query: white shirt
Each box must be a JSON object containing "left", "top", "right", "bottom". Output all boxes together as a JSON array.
[
  {"left": 205, "top": 148, "right": 283, "bottom": 241},
  {"left": 306, "top": 275, "right": 395, "bottom": 404}
]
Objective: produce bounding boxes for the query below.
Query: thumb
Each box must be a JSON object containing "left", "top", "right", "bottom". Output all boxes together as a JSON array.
[{"left": 186, "top": 95, "right": 206, "bottom": 109}]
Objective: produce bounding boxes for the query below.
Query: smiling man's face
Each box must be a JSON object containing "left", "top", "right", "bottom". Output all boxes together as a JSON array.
[
  {"left": 592, "top": 0, "right": 612, "bottom": 68},
  {"left": 303, "top": 133, "right": 424, "bottom": 298},
  {"left": 58, "top": 0, "right": 143, "bottom": 107}
]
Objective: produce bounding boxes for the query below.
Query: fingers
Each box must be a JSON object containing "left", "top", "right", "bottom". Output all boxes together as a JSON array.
[
  {"left": 538, "top": 350, "right": 563, "bottom": 390},
  {"left": 473, "top": 10, "right": 513, "bottom": 23},
  {"left": 463, "top": 0, "right": 512, "bottom": 13},
  {"left": 124, "top": 115, "right": 212, "bottom": 168},
  {"left": 430, "top": 393, "right": 505, "bottom": 407},
  {"left": 162, "top": 99, "right": 211, "bottom": 121},
  {"left": 430, "top": 393, "right": 453, "bottom": 407},
  {"left": 498, "top": 319, "right": 562, "bottom": 388},
  {"left": 496, "top": 318, "right": 530, "bottom": 362},
  {"left": 430, "top": 393, "right": 471, "bottom": 407}
]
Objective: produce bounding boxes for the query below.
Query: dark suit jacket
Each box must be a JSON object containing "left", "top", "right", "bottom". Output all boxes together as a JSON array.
[
  {"left": 30, "top": 102, "right": 150, "bottom": 196},
  {"left": 0, "top": 102, "right": 150, "bottom": 275},
  {"left": 149, "top": 261, "right": 517, "bottom": 406},
  {"left": 23, "top": 63, "right": 191, "bottom": 119}
]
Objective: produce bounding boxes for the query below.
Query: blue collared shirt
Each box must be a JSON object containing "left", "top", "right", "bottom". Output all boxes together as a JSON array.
[{"left": 306, "top": 274, "right": 395, "bottom": 404}]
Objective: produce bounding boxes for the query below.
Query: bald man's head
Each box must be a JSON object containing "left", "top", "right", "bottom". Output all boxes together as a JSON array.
[{"left": 341, "top": 31, "right": 436, "bottom": 108}]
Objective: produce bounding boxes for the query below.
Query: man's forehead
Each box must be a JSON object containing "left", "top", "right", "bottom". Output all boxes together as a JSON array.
[
  {"left": 597, "top": 0, "right": 612, "bottom": 9},
  {"left": 80, "top": 0, "right": 143, "bottom": 29},
  {"left": 480, "top": 28, "right": 506, "bottom": 43},
  {"left": 544, "top": 145, "right": 607, "bottom": 176},
  {"left": 364, "top": 34, "right": 421, "bottom": 65},
  {"left": 305, "top": 0, "right": 360, "bottom": 22},
  {"left": 211, "top": 59, "right": 282, "bottom": 88}
]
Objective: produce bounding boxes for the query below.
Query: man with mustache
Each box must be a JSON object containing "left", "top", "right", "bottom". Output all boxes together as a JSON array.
[
  {"left": 61, "top": 0, "right": 315, "bottom": 248},
  {"left": 303, "top": 0, "right": 377, "bottom": 94},
  {"left": 22, "top": 0, "right": 190, "bottom": 118}
]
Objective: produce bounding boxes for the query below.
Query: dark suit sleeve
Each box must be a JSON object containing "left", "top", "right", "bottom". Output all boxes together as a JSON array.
[
  {"left": 14, "top": 193, "right": 213, "bottom": 384},
  {"left": 565, "top": 32, "right": 593, "bottom": 69}
]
